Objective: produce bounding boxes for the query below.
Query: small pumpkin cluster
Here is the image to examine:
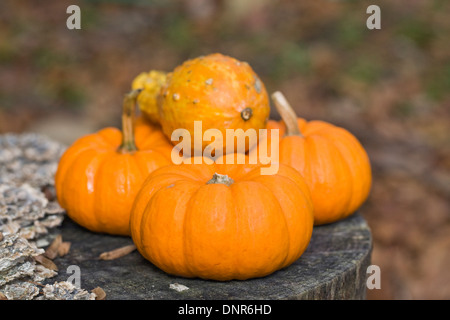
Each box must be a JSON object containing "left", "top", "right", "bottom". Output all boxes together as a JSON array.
[{"left": 55, "top": 53, "right": 371, "bottom": 281}]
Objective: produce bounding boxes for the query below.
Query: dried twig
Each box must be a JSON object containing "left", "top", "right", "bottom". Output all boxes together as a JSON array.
[
  {"left": 34, "top": 254, "right": 58, "bottom": 271},
  {"left": 0, "top": 232, "right": 3, "bottom": 242},
  {"left": 44, "top": 235, "right": 62, "bottom": 260},
  {"left": 91, "top": 287, "right": 106, "bottom": 300},
  {"left": 99, "top": 244, "right": 136, "bottom": 261}
]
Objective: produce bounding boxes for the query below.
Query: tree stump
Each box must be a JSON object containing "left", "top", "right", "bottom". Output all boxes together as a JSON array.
[{"left": 51, "top": 214, "right": 372, "bottom": 300}]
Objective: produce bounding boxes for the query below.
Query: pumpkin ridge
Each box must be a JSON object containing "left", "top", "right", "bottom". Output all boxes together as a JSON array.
[
  {"left": 326, "top": 139, "right": 354, "bottom": 222},
  {"left": 257, "top": 169, "right": 314, "bottom": 219},
  {"left": 91, "top": 151, "right": 120, "bottom": 233},
  {"left": 325, "top": 135, "right": 355, "bottom": 218},
  {"left": 230, "top": 184, "right": 240, "bottom": 279},
  {"left": 55, "top": 134, "right": 113, "bottom": 203},
  {"left": 232, "top": 181, "right": 291, "bottom": 279},
  {"left": 137, "top": 178, "right": 181, "bottom": 245},
  {"left": 140, "top": 180, "right": 197, "bottom": 277},
  {"left": 131, "top": 173, "right": 187, "bottom": 246},
  {"left": 181, "top": 185, "right": 211, "bottom": 278},
  {"left": 230, "top": 182, "right": 270, "bottom": 280},
  {"left": 55, "top": 145, "right": 90, "bottom": 207},
  {"left": 64, "top": 149, "right": 109, "bottom": 230},
  {"left": 57, "top": 146, "right": 105, "bottom": 209},
  {"left": 308, "top": 135, "right": 354, "bottom": 224},
  {"left": 279, "top": 172, "right": 314, "bottom": 261},
  {"left": 302, "top": 136, "right": 322, "bottom": 218},
  {"left": 257, "top": 179, "right": 292, "bottom": 270},
  {"left": 301, "top": 135, "right": 314, "bottom": 191},
  {"left": 176, "top": 184, "right": 197, "bottom": 278},
  {"left": 138, "top": 188, "right": 162, "bottom": 262},
  {"left": 174, "top": 181, "right": 207, "bottom": 277},
  {"left": 313, "top": 128, "right": 372, "bottom": 214},
  {"left": 325, "top": 131, "right": 364, "bottom": 217},
  {"left": 138, "top": 184, "right": 168, "bottom": 264},
  {"left": 340, "top": 149, "right": 357, "bottom": 218},
  {"left": 321, "top": 132, "right": 369, "bottom": 223},
  {"left": 131, "top": 151, "right": 155, "bottom": 179},
  {"left": 249, "top": 175, "right": 304, "bottom": 268}
]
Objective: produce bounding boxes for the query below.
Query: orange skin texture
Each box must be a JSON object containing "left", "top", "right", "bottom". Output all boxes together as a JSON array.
[
  {"left": 159, "top": 53, "right": 270, "bottom": 154},
  {"left": 130, "top": 161, "right": 314, "bottom": 281},
  {"left": 55, "top": 119, "right": 173, "bottom": 236},
  {"left": 249, "top": 119, "right": 372, "bottom": 225}
]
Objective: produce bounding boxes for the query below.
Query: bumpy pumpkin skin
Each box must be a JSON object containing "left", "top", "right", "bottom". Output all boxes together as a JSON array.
[
  {"left": 158, "top": 53, "right": 270, "bottom": 155},
  {"left": 130, "top": 161, "right": 314, "bottom": 281},
  {"left": 132, "top": 70, "right": 168, "bottom": 123},
  {"left": 251, "top": 118, "right": 372, "bottom": 225},
  {"left": 55, "top": 118, "right": 173, "bottom": 236}
]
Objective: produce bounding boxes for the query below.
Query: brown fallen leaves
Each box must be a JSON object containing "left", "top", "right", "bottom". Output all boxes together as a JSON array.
[
  {"left": 34, "top": 254, "right": 58, "bottom": 271},
  {"left": 43, "top": 235, "right": 71, "bottom": 260},
  {"left": 33, "top": 234, "right": 72, "bottom": 272},
  {"left": 32, "top": 234, "right": 71, "bottom": 272},
  {"left": 57, "top": 242, "right": 71, "bottom": 257},
  {"left": 92, "top": 287, "right": 106, "bottom": 300},
  {"left": 43, "top": 234, "right": 62, "bottom": 260}
]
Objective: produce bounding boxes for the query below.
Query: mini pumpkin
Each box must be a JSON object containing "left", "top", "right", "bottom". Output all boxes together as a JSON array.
[
  {"left": 130, "top": 160, "right": 314, "bottom": 281},
  {"left": 131, "top": 70, "right": 167, "bottom": 123},
  {"left": 249, "top": 91, "right": 372, "bottom": 225},
  {"left": 158, "top": 53, "right": 270, "bottom": 155},
  {"left": 55, "top": 90, "right": 173, "bottom": 236}
]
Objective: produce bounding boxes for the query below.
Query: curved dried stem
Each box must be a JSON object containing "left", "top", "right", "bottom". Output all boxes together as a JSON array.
[
  {"left": 118, "top": 89, "right": 142, "bottom": 153},
  {"left": 271, "top": 91, "right": 303, "bottom": 137}
]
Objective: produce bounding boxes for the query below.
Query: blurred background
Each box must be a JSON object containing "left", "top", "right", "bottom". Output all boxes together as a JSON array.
[{"left": 0, "top": 0, "right": 449, "bottom": 299}]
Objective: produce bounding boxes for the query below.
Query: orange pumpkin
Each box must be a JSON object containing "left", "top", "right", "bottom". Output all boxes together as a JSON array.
[
  {"left": 250, "top": 91, "right": 372, "bottom": 225},
  {"left": 158, "top": 53, "right": 270, "bottom": 155},
  {"left": 130, "top": 160, "right": 314, "bottom": 281},
  {"left": 55, "top": 90, "right": 173, "bottom": 236}
]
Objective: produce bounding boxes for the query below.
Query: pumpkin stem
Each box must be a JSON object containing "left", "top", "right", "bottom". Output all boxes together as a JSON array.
[
  {"left": 206, "top": 173, "right": 234, "bottom": 187},
  {"left": 241, "top": 107, "right": 253, "bottom": 121},
  {"left": 271, "top": 91, "right": 303, "bottom": 137},
  {"left": 118, "top": 89, "right": 142, "bottom": 153}
]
